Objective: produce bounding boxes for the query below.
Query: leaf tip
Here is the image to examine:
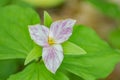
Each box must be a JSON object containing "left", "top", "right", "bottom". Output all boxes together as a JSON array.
[
  {"left": 44, "top": 11, "right": 52, "bottom": 27},
  {"left": 24, "top": 59, "right": 29, "bottom": 65}
]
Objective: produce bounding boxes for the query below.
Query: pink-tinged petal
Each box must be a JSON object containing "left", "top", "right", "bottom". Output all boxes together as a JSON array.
[
  {"left": 29, "top": 24, "right": 49, "bottom": 47},
  {"left": 49, "top": 19, "right": 76, "bottom": 43},
  {"left": 42, "top": 44, "right": 63, "bottom": 73}
]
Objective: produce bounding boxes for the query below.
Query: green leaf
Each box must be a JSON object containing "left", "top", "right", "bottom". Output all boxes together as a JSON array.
[
  {"left": 0, "top": 0, "right": 9, "bottom": 6},
  {"left": 62, "top": 41, "right": 87, "bottom": 55},
  {"left": 7, "top": 62, "right": 69, "bottom": 80},
  {"left": 87, "top": 0, "right": 120, "bottom": 19},
  {"left": 61, "top": 25, "right": 120, "bottom": 80},
  {"left": 67, "top": 72, "right": 84, "bottom": 80},
  {"left": 24, "top": 45, "right": 42, "bottom": 65},
  {"left": 0, "top": 59, "right": 19, "bottom": 80},
  {"left": 108, "top": 28, "right": 120, "bottom": 49},
  {"left": 44, "top": 11, "right": 53, "bottom": 27},
  {"left": 0, "top": 5, "right": 40, "bottom": 59}
]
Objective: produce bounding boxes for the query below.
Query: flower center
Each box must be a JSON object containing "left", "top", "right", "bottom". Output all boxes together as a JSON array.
[{"left": 48, "top": 37, "right": 55, "bottom": 45}]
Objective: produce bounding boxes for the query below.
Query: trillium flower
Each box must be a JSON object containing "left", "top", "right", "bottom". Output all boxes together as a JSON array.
[{"left": 29, "top": 19, "right": 76, "bottom": 73}]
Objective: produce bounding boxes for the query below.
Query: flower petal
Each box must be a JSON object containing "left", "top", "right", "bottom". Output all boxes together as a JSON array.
[
  {"left": 29, "top": 24, "right": 49, "bottom": 47},
  {"left": 42, "top": 44, "right": 63, "bottom": 73},
  {"left": 49, "top": 19, "right": 76, "bottom": 43}
]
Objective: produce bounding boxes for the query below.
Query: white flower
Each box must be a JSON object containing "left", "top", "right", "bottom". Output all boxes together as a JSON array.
[{"left": 29, "top": 19, "right": 76, "bottom": 73}]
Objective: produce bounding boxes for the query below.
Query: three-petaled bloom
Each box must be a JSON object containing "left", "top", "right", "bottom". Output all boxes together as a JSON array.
[{"left": 29, "top": 19, "right": 76, "bottom": 73}]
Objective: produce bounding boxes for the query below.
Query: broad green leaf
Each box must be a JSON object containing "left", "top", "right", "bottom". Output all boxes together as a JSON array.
[
  {"left": 24, "top": 45, "right": 42, "bottom": 65},
  {"left": 108, "top": 28, "right": 120, "bottom": 49},
  {"left": 62, "top": 41, "right": 87, "bottom": 55},
  {"left": 87, "top": 0, "right": 120, "bottom": 19},
  {"left": 7, "top": 62, "right": 69, "bottom": 80},
  {"left": 61, "top": 25, "right": 120, "bottom": 80},
  {"left": 44, "top": 11, "right": 53, "bottom": 27},
  {"left": 0, "top": 5, "right": 40, "bottom": 59}
]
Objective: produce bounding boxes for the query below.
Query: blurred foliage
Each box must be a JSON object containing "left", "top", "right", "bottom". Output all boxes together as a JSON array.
[
  {"left": 87, "top": 0, "right": 120, "bottom": 20},
  {"left": 0, "top": 0, "right": 32, "bottom": 7},
  {"left": 0, "top": 0, "right": 9, "bottom": 6},
  {"left": 87, "top": 0, "right": 120, "bottom": 52},
  {"left": 108, "top": 28, "right": 120, "bottom": 49},
  {"left": 23, "top": 0, "right": 64, "bottom": 8},
  {"left": 0, "top": 0, "right": 64, "bottom": 8}
]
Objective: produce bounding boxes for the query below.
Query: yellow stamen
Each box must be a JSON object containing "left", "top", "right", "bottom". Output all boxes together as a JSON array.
[{"left": 48, "top": 37, "right": 55, "bottom": 45}]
